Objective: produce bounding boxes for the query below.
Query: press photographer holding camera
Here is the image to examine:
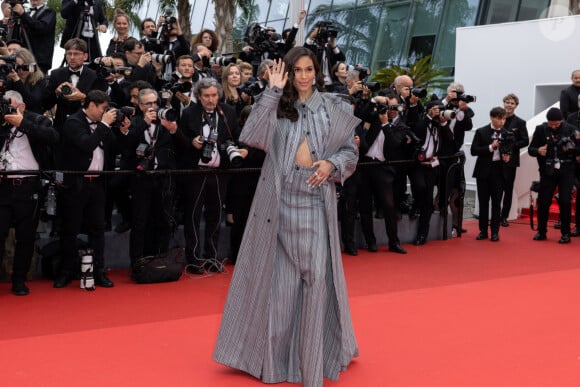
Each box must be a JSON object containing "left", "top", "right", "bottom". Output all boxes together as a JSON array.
[
  {"left": 157, "top": 7, "right": 189, "bottom": 81},
  {"left": 528, "top": 107, "right": 578, "bottom": 244},
  {"left": 120, "top": 88, "right": 179, "bottom": 278},
  {"left": 8, "top": 0, "right": 55, "bottom": 75},
  {"left": 177, "top": 77, "right": 244, "bottom": 274},
  {"left": 60, "top": 0, "right": 108, "bottom": 62},
  {"left": 304, "top": 21, "right": 345, "bottom": 86},
  {"left": 0, "top": 90, "right": 58, "bottom": 295}
]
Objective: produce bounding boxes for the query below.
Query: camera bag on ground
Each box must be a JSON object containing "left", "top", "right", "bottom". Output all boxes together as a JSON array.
[{"left": 132, "top": 246, "right": 184, "bottom": 284}]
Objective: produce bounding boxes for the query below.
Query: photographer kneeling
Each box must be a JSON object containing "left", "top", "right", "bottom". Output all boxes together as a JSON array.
[
  {"left": 528, "top": 107, "right": 578, "bottom": 243},
  {"left": 121, "top": 88, "right": 180, "bottom": 278}
]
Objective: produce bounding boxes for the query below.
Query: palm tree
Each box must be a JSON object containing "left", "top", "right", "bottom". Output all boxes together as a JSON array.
[{"left": 372, "top": 55, "right": 447, "bottom": 94}]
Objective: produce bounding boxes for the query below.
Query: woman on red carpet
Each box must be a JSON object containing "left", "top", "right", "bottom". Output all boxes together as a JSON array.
[{"left": 213, "top": 47, "right": 360, "bottom": 386}]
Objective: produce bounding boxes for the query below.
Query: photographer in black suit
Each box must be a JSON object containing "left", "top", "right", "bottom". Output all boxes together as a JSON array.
[
  {"left": 0, "top": 90, "right": 58, "bottom": 295},
  {"left": 122, "top": 88, "right": 180, "bottom": 277},
  {"left": 177, "top": 77, "right": 243, "bottom": 273},
  {"left": 500, "top": 93, "right": 529, "bottom": 227},
  {"left": 471, "top": 107, "right": 510, "bottom": 242},
  {"left": 559, "top": 70, "right": 580, "bottom": 119},
  {"left": 304, "top": 23, "right": 345, "bottom": 87},
  {"left": 46, "top": 38, "right": 107, "bottom": 132},
  {"left": 54, "top": 90, "right": 122, "bottom": 288},
  {"left": 9, "top": 0, "right": 55, "bottom": 74},
  {"left": 529, "top": 107, "right": 577, "bottom": 244},
  {"left": 60, "top": 0, "right": 108, "bottom": 62}
]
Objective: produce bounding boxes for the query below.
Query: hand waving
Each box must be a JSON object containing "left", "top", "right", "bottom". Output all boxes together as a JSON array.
[{"left": 267, "top": 59, "right": 288, "bottom": 90}]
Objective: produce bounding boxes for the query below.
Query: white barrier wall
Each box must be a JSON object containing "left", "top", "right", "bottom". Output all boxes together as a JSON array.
[{"left": 455, "top": 15, "right": 580, "bottom": 217}]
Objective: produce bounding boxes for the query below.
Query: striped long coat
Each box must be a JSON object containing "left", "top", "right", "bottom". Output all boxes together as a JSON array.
[{"left": 214, "top": 87, "right": 360, "bottom": 382}]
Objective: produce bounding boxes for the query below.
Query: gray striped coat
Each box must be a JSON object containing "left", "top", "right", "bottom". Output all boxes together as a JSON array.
[{"left": 214, "top": 87, "right": 360, "bottom": 382}]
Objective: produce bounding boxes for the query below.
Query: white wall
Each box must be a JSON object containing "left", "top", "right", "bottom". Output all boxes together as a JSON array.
[{"left": 455, "top": 15, "right": 580, "bottom": 217}]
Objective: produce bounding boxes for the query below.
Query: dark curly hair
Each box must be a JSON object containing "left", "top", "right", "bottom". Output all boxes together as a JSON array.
[{"left": 277, "top": 47, "right": 325, "bottom": 122}]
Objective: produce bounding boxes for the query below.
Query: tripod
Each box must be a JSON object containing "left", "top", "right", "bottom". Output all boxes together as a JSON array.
[
  {"left": 7, "top": 10, "right": 31, "bottom": 50},
  {"left": 71, "top": 3, "right": 102, "bottom": 60}
]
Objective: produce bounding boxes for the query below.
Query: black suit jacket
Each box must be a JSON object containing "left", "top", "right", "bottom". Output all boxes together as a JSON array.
[
  {"left": 177, "top": 102, "right": 241, "bottom": 169},
  {"left": 5, "top": 78, "right": 52, "bottom": 114},
  {"left": 0, "top": 110, "right": 59, "bottom": 170},
  {"left": 559, "top": 85, "right": 580, "bottom": 119},
  {"left": 46, "top": 66, "right": 107, "bottom": 130},
  {"left": 60, "top": 0, "right": 108, "bottom": 59},
  {"left": 18, "top": 5, "right": 56, "bottom": 71},
  {"left": 59, "top": 109, "right": 115, "bottom": 176},
  {"left": 471, "top": 124, "right": 505, "bottom": 179},
  {"left": 503, "top": 114, "right": 529, "bottom": 167},
  {"left": 303, "top": 42, "right": 345, "bottom": 80},
  {"left": 413, "top": 114, "right": 453, "bottom": 158}
]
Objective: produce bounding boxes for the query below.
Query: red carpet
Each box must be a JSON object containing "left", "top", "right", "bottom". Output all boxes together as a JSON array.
[{"left": 2, "top": 220, "right": 580, "bottom": 386}]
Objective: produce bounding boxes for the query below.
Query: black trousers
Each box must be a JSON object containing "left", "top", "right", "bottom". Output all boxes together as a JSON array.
[
  {"left": 537, "top": 165, "right": 574, "bottom": 235},
  {"left": 129, "top": 175, "right": 175, "bottom": 267},
  {"left": 410, "top": 164, "right": 439, "bottom": 238},
  {"left": 0, "top": 177, "right": 41, "bottom": 283},
  {"left": 359, "top": 160, "right": 401, "bottom": 247},
  {"left": 59, "top": 177, "right": 106, "bottom": 275},
  {"left": 501, "top": 165, "right": 517, "bottom": 219},
  {"left": 339, "top": 168, "right": 363, "bottom": 249},
  {"left": 476, "top": 162, "right": 504, "bottom": 235},
  {"left": 182, "top": 172, "right": 229, "bottom": 265}
]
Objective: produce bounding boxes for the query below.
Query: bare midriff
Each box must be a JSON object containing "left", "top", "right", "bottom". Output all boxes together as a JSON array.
[{"left": 295, "top": 137, "right": 313, "bottom": 167}]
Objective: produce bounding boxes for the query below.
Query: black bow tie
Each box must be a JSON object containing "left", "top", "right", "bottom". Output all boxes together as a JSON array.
[
  {"left": 29, "top": 7, "right": 37, "bottom": 11},
  {"left": 69, "top": 69, "right": 80, "bottom": 77}
]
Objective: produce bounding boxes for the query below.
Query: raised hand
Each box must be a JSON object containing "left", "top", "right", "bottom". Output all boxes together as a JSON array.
[{"left": 267, "top": 59, "right": 288, "bottom": 90}]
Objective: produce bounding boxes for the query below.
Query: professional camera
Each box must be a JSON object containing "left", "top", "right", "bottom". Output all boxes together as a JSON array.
[
  {"left": 238, "top": 79, "right": 266, "bottom": 97},
  {"left": 151, "top": 52, "right": 174, "bottom": 65},
  {"left": 60, "top": 84, "right": 74, "bottom": 96},
  {"left": 166, "top": 80, "right": 192, "bottom": 94},
  {"left": 439, "top": 109, "right": 456, "bottom": 120},
  {"left": 107, "top": 106, "right": 135, "bottom": 127},
  {"left": 411, "top": 87, "right": 427, "bottom": 99},
  {"left": 135, "top": 143, "right": 154, "bottom": 171},
  {"left": 0, "top": 55, "right": 16, "bottom": 81},
  {"left": 95, "top": 64, "right": 132, "bottom": 79},
  {"left": 142, "top": 34, "right": 162, "bottom": 54},
  {"left": 557, "top": 136, "right": 575, "bottom": 151},
  {"left": 156, "top": 107, "right": 177, "bottom": 122},
  {"left": 159, "top": 7, "right": 177, "bottom": 40},
  {"left": 451, "top": 89, "right": 476, "bottom": 104},
  {"left": 492, "top": 128, "right": 516, "bottom": 155},
  {"left": 0, "top": 95, "right": 16, "bottom": 119},
  {"left": 377, "top": 103, "right": 404, "bottom": 114},
  {"left": 7, "top": 0, "right": 27, "bottom": 7},
  {"left": 222, "top": 139, "right": 243, "bottom": 168},
  {"left": 404, "top": 131, "right": 426, "bottom": 162},
  {"left": 199, "top": 130, "right": 218, "bottom": 163},
  {"left": 209, "top": 56, "right": 237, "bottom": 67},
  {"left": 314, "top": 21, "right": 339, "bottom": 46},
  {"left": 243, "top": 23, "right": 280, "bottom": 65}
]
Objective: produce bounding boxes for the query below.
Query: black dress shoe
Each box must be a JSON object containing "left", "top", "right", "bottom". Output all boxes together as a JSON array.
[
  {"left": 414, "top": 236, "right": 426, "bottom": 246},
  {"left": 389, "top": 244, "right": 407, "bottom": 254},
  {"left": 53, "top": 274, "right": 72, "bottom": 288},
  {"left": 476, "top": 232, "right": 488, "bottom": 240},
  {"left": 344, "top": 246, "right": 358, "bottom": 256},
  {"left": 500, "top": 218, "right": 509, "bottom": 227},
  {"left": 367, "top": 243, "right": 378, "bottom": 252},
  {"left": 570, "top": 229, "right": 580, "bottom": 237},
  {"left": 11, "top": 282, "right": 29, "bottom": 296},
  {"left": 533, "top": 232, "right": 547, "bottom": 241},
  {"left": 558, "top": 234, "right": 571, "bottom": 244},
  {"left": 490, "top": 233, "right": 499, "bottom": 242},
  {"left": 94, "top": 272, "right": 114, "bottom": 288}
]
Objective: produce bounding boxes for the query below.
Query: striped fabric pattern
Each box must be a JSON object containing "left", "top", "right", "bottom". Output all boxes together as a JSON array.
[{"left": 214, "top": 88, "right": 360, "bottom": 385}]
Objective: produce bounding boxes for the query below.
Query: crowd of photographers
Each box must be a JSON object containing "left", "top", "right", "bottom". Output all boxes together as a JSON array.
[{"left": 0, "top": 3, "right": 577, "bottom": 296}]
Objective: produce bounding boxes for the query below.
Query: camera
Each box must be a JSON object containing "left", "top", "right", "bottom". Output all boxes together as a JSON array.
[
  {"left": 0, "top": 55, "right": 16, "bottom": 81},
  {"left": 557, "top": 136, "right": 575, "bottom": 151},
  {"left": 315, "top": 21, "right": 339, "bottom": 46},
  {"left": 166, "top": 80, "right": 192, "bottom": 94},
  {"left": 0, "top": 96, "right": 16, "bottom": 120},
  {"left": 156, "top": 107, "right": 177, "bottom": 122},
  {"left": 107, "top": 106, "right": 135, "bottom": 127},
  {"left": 355, "top": 65, "right": 370, "bottom": 80},
  {"left": 136, "top": 143, "right": 154, "bottom": 171},
  {"left": 411, "top": 87, "right": 427, "bottom": 99},
  {"left": 151, "top": 52, "right": 173, "bottom": 65},
  {"left": 222, "top": 140, "right": 243, "bottom": 168},
  {"left": 377, "top": 104, "right": 404, "bottom": 114},
  {"left": 60, "top": 84, "right": 74, "bottom": 96},
  {"left": 95, "top": 64, "right": 132, "bottom": 79},
  {"left": 209, "top": 56, "right": 237, "bottom": 67},
  {"left": 199, "top": 130, "right": 218, "bottom": 163},
  {"left": 243, "top": 23, "right": 281, "bottom": 65},
  {"left": 404, "top": 131, "right": 426, "bottom": 162},
  {"left": 439, "top": 109, "right": 456, "bottom": 120},
  {"left": 492, "top": 128, "right": 516, "bottom": 155},
  {"left": 238, "top": 79, "right": 266, "bottom": 97},
  {"left": 158, "top": 8, "right": 177, "bottom": 40},
  {"left": 7, "top": 0, "right": 27, "bottom": 7},
  {"left": 142, "top": 35, "right": 162, "bottom": 54},
  {"left": 451, "top": 89, "right": 476, "bottom": 104}
]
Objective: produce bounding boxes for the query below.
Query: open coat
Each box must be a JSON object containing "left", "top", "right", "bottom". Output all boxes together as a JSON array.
[{"left": 214, "top": 87, "right": 360, "bottom": 381}]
